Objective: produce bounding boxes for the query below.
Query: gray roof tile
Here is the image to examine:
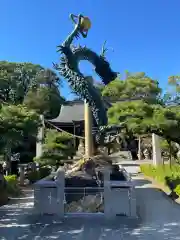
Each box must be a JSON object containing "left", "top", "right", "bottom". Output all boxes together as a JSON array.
[{"left": 50, "top": 101, "right": 84, "bottom": 123}]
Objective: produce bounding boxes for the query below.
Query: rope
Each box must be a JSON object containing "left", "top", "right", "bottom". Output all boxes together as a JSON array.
[
  {"left": 45, "top": 120, "right": 123, "bottom": 141},
  {"left": 45, "top": 120, "right": 85, "bottom": 139}
]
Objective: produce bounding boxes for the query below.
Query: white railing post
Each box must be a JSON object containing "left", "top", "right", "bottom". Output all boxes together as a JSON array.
[
  {"left": 56, "top": 169, "right": 65, "bottom": 218},
  {"left": 129, "top": 185, "right": 137, "bottom": 218},
  {"left": 104, "top": 170, "right": 115, "bottom": 219}
]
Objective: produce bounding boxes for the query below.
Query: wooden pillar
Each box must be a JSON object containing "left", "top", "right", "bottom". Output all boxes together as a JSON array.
[
  {"left": 84, "top": 100, "right": 93, "bottom": 158},
  {"left": 19, "top": 165, "right": 25, "bottom": 186}
]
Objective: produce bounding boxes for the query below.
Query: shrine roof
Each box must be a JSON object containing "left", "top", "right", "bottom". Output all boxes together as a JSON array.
[
  {"left": 49, "top": 97, "right": 141, "bottom": 124},
  {"left": 49, "top": 100, "right": 84, "bottom": 124}
]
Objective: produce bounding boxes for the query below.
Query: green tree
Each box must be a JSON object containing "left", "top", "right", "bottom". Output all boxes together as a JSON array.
[
  {"left": 35, "top": 129, "right": 76, "bottom": 167},
  {"left": 108, "top": 100, "right": 180, "bottom": 144},
  {"left": 0, "top": 61, "right": 64, "bottom": 111},
  {"left": 0, "top": 61, "right": 43, "bottom": 104},
  {"left": 23, "top": 85, "right": 65, "bottom": 119},
  {"left": 0, "top": 61, "right": 66, "bottom": 166},
  {"left": 0, "top": 61, "right": 65, "bottom": 119},
  {"left": 23, "top": 67, "right": 65, "bottom": 119},
  {"left": 36, "top": 68, "right": 61, "bottom": 88},
  {"left": 0, "top": 104, "right": 40, "bottom": 171},
  {"left": 160, "top": 139, "right": 178, "bottom": 161},
  {"left": 102, "top": 72, "right": 162, "bottom": 103}
]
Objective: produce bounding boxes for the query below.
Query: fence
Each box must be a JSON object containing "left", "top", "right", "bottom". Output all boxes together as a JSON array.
[
  {"left": 34, "top": 169, "right": 137, "bottom": 219},
  {"left": 64, "top": 187, "right": 104, "bottom": 213}
]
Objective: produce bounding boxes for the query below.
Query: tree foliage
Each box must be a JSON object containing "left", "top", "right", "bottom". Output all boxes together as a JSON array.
[
  {"left": 108, "top": 100, "right": 180, "bottom": 144},
  {"left": 0, "top": 61, "right": 43, "bottom": 104},
  {"left": 0, "top": 61, "right": 64, "bottom": 119},
  {"left": 24, "top": 85, "right": 65, "bottom": 119},
  {"left": 0, "top": 104, "right": 40, "bottom": 154},
  {"left": 102, "top": 72, "right": 161, "bottom": 103},
  {"left": 160, "top": 139, "right": 179, "bottom": 160},
  {"left": 35, "top": 129, "right": 76, "bottom": 166},
  {"left": 0, "top": 61, "right": 67, "bottom": 167}
]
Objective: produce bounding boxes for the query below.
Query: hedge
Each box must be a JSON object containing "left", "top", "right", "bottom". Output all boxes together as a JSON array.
[{"left": 140, "top": 164, "right": 180, "bottom": 197}]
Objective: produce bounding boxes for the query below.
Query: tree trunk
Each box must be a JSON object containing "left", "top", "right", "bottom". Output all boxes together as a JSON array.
[
  {"left": 168, "top": 140, "right": 172, "bottom": 168},
  {"left": 4, "top": 144, "right": 12, "bottom": 175}
]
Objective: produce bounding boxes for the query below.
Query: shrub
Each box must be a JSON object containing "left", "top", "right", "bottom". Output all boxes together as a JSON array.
[
  {"left": 27, "top": 171, "right": 40, "bottom": 183},
  {"left": 5, "top": 175, "right": 21, "bottom": 196},
  {"left": 140, "top": 164, "right": 180, "bottom": 197},
  {"left": 27, "top": 167, "right": 51, "bottom": 183},
  {"left": 175, "top": 185, "right": 180, "bottom": 196},
  {"left": 35, "top": 129, "right": 76, "bottom": 167},
  {"left": 39, "top": 167, "right": 51, "bottom": 178}
]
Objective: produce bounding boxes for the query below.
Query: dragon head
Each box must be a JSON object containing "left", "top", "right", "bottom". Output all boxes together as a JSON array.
[{"left": 70, "top": 14, "right": 91, "bottom": 38}]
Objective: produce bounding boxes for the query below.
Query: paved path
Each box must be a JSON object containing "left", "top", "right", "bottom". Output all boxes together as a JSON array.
[
  {"left": 1, "top": 163, "right": 180, "bottom": 239},
  {"left": 0, "top": 187, "right": 35, "bottom": 240}
]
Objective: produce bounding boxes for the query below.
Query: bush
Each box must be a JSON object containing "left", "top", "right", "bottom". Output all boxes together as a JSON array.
[
  {"left": 5, "top": 175, "right": 21, "bottom": 196},
  {"left": 175, "top": 185, "right": 180, "bottom": 196},
  {"left": 39, "top": 167, "right": 51, "bottom": 178},
  {"left": 35, "top": 129, "right": 76, "bottom": 167},
  {"left": 140, "top": 164, "right": 180, "bottom": 197},
  {"left": 27, "top": 167, "right": 51, "bottom": 183},
  {"left": 27, "top": 171, "right": 40, "bottom": 183}
]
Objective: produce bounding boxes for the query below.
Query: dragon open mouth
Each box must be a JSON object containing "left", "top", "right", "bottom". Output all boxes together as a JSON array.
[{"left": 70, "top": 14, "right": 91, "bottom": 38}]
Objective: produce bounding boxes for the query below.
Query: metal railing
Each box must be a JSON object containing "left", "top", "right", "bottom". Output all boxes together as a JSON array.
[{"left": 64, "top": 187, "right": 104, "bottom": 213}]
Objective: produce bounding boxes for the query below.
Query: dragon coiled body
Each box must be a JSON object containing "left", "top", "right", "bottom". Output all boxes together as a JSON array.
[{"left": 55, "top": 14, "right": 121, "bottom": 145}]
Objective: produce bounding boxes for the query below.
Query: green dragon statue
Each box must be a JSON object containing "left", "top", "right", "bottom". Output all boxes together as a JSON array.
[{"left": 54, "top": 14, "right": 123, "bottom": 146}]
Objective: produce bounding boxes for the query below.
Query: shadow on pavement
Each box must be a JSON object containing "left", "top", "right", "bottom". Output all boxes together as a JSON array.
[
  {"left": 9, "top": 211, "right": 180, "bottom": 240},
  {"left": 0, "top": 202, "right": 34, "bottom": 240},
  {"left": 0, "top": 190, "right": 34, "bottom": 240},
  {"left": 1, "top": 180, "right": 180, "bottom": 239},
  {"left": 134, "top": 181, "right": 180, "bottom": 240},
  {"left": 134, "top": 178, "right": 152, "bottom": 187},
  {"left": 120, "top": 163, "right": 140, "bottom": 167}
]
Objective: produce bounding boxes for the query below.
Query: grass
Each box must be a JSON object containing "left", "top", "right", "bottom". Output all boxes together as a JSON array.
[{"left": 140, "top": 164, "right": 180, "bottom": 197}]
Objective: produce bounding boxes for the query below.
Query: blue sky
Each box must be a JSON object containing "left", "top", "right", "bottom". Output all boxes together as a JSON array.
[{"left": 1, "top": 0, "right": 180, "bottom": 99}]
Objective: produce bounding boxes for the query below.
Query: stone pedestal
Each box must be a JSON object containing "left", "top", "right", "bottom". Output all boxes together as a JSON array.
[
  {"left": 84, "top": 101, "right": 93, "bottom": 158},
  {"left": 19, "top": 165, "right": 25, "bottom": 186},
  {"left": 104, "top": 170, "right": 114, "bottom": 219},
  {"left": 103, "top": 169, "right": 137, "bottom": 219},
  {"left": 36, "top": 115, "right": 44, "bottom": 158},
  {"left": 152, "top": 133, "right": 162, "bottom": 166},
  {"left": 56, "top": 170, "right": 65, "bottom": 218},
  {"left": 34, "top": 170, "right": 65, "bottom": 217}
]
